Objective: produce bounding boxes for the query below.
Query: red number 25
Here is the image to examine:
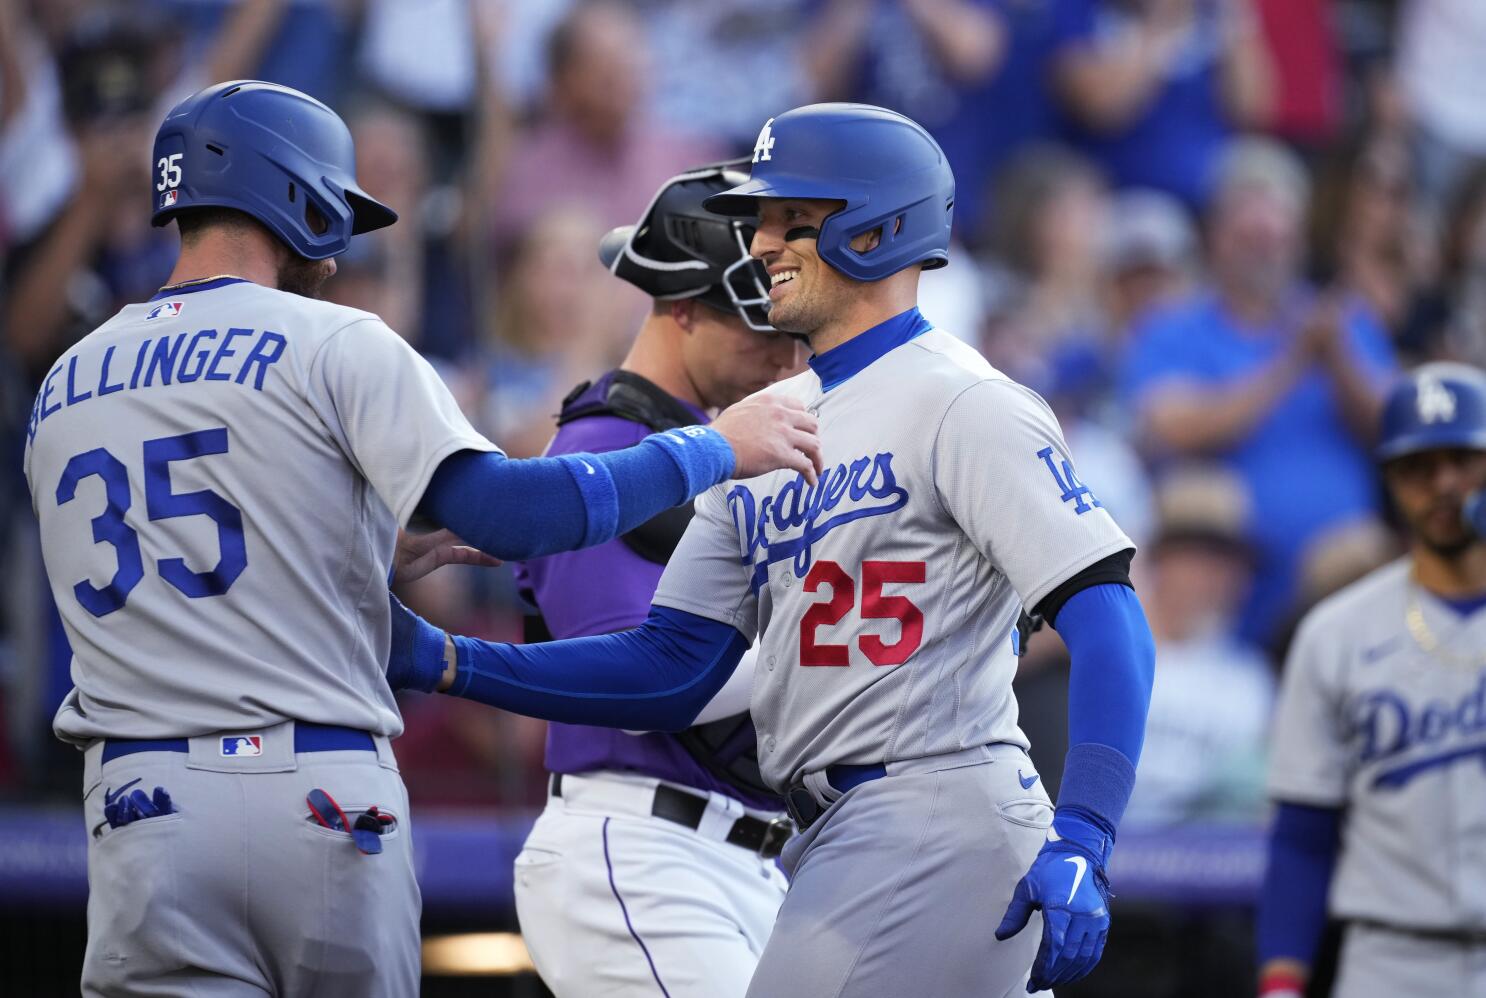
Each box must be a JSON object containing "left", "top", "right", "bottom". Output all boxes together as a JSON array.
[{"left": 799, "top": 560, "right": 925, "bottom": 667}]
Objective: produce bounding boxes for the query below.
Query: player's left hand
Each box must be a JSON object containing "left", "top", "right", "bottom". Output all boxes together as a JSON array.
[
  {"left": 394, "top": 528, "right": 500, "bottom": 584},
  {"left": 995, "top": 829, "right": 1111, "bottom": 993}
]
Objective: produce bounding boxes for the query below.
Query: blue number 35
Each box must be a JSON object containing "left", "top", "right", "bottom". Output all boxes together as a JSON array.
[{"left": 56, "top": 427, "right": 248, "bottom": 617}]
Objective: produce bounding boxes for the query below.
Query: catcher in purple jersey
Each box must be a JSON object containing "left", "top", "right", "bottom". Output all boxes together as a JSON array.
[{"left": 511, "top": 162, "right": 803, "bottom": 997}]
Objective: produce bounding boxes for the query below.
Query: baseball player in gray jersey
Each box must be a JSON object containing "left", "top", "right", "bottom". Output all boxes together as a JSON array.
[
  {"left": 1256, "top": 362, "right": 1486, "bottom": 998},
  {"left": 25, "top": 81, "right": 819, "bottom": 998},
  {"left": 388, "top": 103, "right": 1157, "bottom": 996}
]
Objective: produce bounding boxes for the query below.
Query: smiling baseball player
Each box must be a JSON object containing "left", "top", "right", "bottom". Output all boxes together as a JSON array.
[
  {"left": 25, "top": 80, "right": 819, "bottom": 997},
  {"left": 389, "top": 103, "right": 1156, "bottom": 996},
  {"left": 1256, "top": 363, "right": 1486, "bottom": 998}
]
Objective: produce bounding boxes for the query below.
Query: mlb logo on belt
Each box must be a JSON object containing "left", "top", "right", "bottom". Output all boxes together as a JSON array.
[
  {"left": 221, "top": 735, "right": 263, "bottom": 757},
  {"left": 160, "top": 189, "right": 179, "bottom": 209},
  {"left": 146, "top": 301, "right": 182, "bottom": 320}
]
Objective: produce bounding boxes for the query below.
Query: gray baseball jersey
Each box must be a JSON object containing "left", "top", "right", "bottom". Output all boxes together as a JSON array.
[
  {"left": 652, "top": 327, "right": 1132, "bottom": 790},
  {"left": 25, "top": 278, "right": 497, "bottom": 743},
  {"left": 1268, "top": 558, "right": 1486, "bottom": 930}
]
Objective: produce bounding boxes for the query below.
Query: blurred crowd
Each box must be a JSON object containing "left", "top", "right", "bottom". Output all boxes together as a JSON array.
[{"left": 1, "top": 0, "right": 1484, "bottom": 844}]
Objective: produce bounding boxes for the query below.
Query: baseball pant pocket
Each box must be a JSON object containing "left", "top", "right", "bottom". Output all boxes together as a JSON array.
[
  {"left": 83, "top": 810, "right": 198, "bottom": 997},
  {"left": 283, "top": 789, "right": 420, "bottom": 998},
  {"left": 996, "top": 796, "right": 1055, "bottom": 830},
  {"left": 300, "top": 801, "right": 404, "bottom": 843}
]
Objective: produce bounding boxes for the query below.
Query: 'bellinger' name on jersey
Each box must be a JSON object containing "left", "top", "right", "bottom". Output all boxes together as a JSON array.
[
  {"left": 652, "top": 324, "right": 1133, "bottom": 791},
  {"left": 27, "top": 312, "right": 290, "bottom": 446}
]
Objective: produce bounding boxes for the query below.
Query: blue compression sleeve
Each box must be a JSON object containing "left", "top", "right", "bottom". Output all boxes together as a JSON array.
[
  {"left": 385, "top": 593, "right": 449, "bottom": 694},
  {"left": 1050, "top": 583, "right": 1156, "bottom": 851},
  {"left": 1256, "top": 802, "right": 1342, "bottom": 967},
  {"left": 417, "top": 427, "right": 734, "bottom": 560},
  {"left": 446, "top": 605, "right": 748, "bottom": 731}
]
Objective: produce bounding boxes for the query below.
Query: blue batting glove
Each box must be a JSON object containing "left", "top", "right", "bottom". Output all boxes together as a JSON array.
[
  {"left": 104, "top": 786, "right": 175, "bottom": 828},
  {"left": 995, "top": 810, "right": 1113, "bottom": 993},
  {"left": 124, "top": 787, "right": 173, "bottom": 819},
  {"left": 386, "top": 593, "right": 448, "bottom": 693}
]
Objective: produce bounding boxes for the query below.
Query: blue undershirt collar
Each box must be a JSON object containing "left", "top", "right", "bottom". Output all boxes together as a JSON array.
[
  {"left": 1439, "top": 590, "right": 1486, "bottom": 617},
  {"left": 808, "top": 307, "right": 933, "bottom": 391},
  {"left": 149, "top": 276, "right": 250, "bottom": 301}
]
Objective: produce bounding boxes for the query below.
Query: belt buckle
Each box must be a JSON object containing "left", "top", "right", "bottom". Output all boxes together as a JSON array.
[
  {"left": 785, "top": 786, "right": 818, "bottom": 831},
  {"left": 757, "top": 816, "right": 794, "bottom": 858}
]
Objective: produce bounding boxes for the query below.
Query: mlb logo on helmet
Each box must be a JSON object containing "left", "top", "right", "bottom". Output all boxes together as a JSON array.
[
  {"left": 146, "top": 301, "right": 183, "bottom": 320},
  {"left": 160, "top": 189, "right": 179, "bottom": 209},
  {"left": 221, "top": 735, "right": 264, "bottom": 757}
]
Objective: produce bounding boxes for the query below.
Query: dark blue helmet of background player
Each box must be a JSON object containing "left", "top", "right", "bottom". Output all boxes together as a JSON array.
[
  {"left": 1376, "top": 362, "right": 1486, "bottom": 462},
  {"left": 150, "top": 80, "right": 397, "bottom": 260},
  {"left": 598, "top": 160, "right": 775, "bottom": 332},
  {"left": 703, "top": 103, "right": 955, "bottom": 283}
]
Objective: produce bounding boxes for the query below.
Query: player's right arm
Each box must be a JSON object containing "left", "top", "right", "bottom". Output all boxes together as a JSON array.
[
  {"left": 933, "top": 378, "right": 1153, "bottom": 991},
  {"left": 1254, "top": 608, "right": 1351, "bottom": 997},
  {"left": 388, "top": 484, "right": 762, "bottom": 732},
  {"left": 310, "top": 320, "right": 821, "bottom": 560}
]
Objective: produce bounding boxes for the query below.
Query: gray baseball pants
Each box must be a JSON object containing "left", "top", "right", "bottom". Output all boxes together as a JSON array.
[
  {"left": 746, "top": 743, "right": 1053, "bottom": 998},
  {"left": 1333, "top": 922, "right": 1486, "bottom": 998},
  {"left": 79, "top": 720, "right": 419, "bottom": 997}
]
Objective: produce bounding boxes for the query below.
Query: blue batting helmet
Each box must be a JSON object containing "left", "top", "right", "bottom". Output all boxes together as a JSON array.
[
  {"left": 703, "top": 103, "right": 954, "bottom": 282},
  {"left": 1377, "top": 362, "right": 1486, "bottom": 461},
  {"left": 150, "top": 80, "right": 396, "bottom": 260}
]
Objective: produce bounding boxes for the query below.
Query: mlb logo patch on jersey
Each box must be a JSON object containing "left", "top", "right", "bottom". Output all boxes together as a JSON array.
[
  {"left": 146, "top": 301, "right": 183, "bottom": 320},
  {"left": 221, "top": 735, "right": 263, "bottom": 757},
  {"left": 160, "top": 189, "right": 179, "bottom": 209}
]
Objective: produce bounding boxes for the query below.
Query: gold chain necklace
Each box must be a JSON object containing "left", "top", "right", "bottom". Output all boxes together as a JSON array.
[
  {"left": 1404, "top": 581, "right": 1486, "bottom": 670},
  {"left": 157, "top": 274, "right": 245, "bottom": 293}
]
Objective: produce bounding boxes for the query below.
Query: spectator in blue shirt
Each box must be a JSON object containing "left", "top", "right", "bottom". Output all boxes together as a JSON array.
[
  {"left": 1052, "top": 0, "right": 1273, "bottom": 209},
  {"left": 807, "top": 0, "right": 1077, "bottom": 239},
  {"left": 1122, "top": 138, "right": 1396, "bottom": 643}
]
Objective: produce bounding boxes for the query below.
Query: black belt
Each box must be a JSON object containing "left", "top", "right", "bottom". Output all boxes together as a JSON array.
[
  {"left": 784, "top": 761, "right": 887, "bottom": 831},
  {"left": 1351, "top": 919, "right": 1486, "bottom": 946},
  {"left": 550, "top": 773, "right": 793, "bottom": 859}
]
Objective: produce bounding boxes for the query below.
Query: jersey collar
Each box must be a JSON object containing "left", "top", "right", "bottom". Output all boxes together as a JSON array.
[
  {"left": 149, "top": 276, "right": 250, "bottom": 301},
  {"left": 807, "top": 307, "right": 932, "bottom": 392},
  {"left": 1438, "top": 590, "right": 1486, "bottom": 617}
]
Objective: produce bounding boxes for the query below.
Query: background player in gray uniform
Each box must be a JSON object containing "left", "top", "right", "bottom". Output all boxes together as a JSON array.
[
  {"left": 512, "top": 161, "right": 801, "bottom": 997},
  {"left": 389, "top": 104, "right": 1157, "bottom": 997},
  {"left": 25, "top": 80, "right": 821, "bottom": 998},
  {"left": 1256, "top": 362, "right": 1486, "bottom": 998}
]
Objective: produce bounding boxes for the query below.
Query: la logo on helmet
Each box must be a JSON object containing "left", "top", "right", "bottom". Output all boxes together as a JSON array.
[{"left": 753, "top": 118, "right": 776, "bottom": 164}]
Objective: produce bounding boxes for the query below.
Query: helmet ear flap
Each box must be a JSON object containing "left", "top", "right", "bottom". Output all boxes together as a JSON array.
[
  {"left": 818, "top": 192, "right": 952, "bottom": 281},
  {"left": 305, "top": 199, "right": 328, "bottom": 236}
]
